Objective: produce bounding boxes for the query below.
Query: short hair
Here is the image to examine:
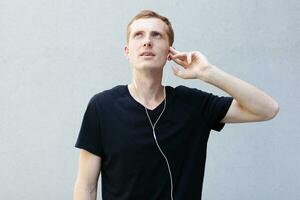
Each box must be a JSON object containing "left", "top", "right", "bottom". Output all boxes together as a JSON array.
[{"left": 126, "top": 10, "right": 174, "bottom": 46}]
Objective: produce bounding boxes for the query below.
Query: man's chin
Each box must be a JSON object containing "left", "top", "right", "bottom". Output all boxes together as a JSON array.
[
  {"left": 133, "top": 59, "right": 167, "bottom": 69},
  {"left": 134, "top": 63, "right": 164, "bottom": 70}
]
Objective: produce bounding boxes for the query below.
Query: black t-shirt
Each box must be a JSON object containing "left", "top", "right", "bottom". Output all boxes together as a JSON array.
[{"left": 75, "top": 84, "right": 233, "bottom": 200}]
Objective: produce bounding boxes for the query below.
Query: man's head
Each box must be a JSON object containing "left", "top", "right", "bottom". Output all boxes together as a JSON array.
[
  {"left": 124, "top": 10, "right": 174, "bottom": 70},
  {"left": 126, "top": 10, "right": 174, "bottom": 46}
]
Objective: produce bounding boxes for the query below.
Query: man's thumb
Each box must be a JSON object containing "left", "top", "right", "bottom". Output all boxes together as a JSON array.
[{"left": 172, "top": 65, "right": 183, "bottom": 77}]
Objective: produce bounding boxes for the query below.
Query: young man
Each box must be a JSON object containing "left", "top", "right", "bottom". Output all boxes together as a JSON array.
[{"left": 73, "top": 10, "right": 279, "bottom": 200}]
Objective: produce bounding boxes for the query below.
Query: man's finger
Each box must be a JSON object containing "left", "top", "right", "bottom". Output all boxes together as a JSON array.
[
  {"left": 187, "top": 52, "right": 192, "bottom": 65},
  {"left": 170, "top": 53, "right": 187, "bottom": 60},
  {"left": 169, "top": 46, "right": 180, "bottom": 54},
  {"left": 171, "top": 65, "right": 183, "bottom": 77},
  {"left": 171, "top": 58, "right": 186, "bottom": 68}
]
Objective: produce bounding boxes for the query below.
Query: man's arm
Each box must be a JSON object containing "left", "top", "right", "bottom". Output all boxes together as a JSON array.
[
  {"left": 168, "top": 47, "right": 279, "bottom": 123},
  {"left": 203, "top": 65, "right": 279, "bottom": 123},
  {"left": 73, "top": 149, "right": 101, "bottom": 200}
]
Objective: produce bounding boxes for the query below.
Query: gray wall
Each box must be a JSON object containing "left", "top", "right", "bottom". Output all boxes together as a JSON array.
[{"left": 0, "top": 0, "right": 299, "bottom": 199}]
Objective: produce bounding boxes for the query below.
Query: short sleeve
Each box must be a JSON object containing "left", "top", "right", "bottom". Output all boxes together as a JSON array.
[
  {"left": 185, "top": 87, "right": 233, "bottom": 132},
  {"left": 200, "top": 91, "right": 233, "bottom": 132},
  {"left": 74, "top": 96, "right": 104, "bottom": 157}
]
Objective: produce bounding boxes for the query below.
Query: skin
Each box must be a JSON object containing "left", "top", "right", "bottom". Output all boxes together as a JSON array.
[
  {"left": 125, "top": 18, "right": 170, "bottom": 72},
  {"left": 73, "top": 149, "right": 101, "bottom": 200}
]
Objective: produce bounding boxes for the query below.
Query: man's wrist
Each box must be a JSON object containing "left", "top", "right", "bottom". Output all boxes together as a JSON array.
[{"left": 197, "top": 64, "right": 220, "bottom": 83}]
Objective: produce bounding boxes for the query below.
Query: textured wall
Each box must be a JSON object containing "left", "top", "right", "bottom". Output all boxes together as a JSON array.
[{"left": 0, "top": 0, "right": 299, "bottom": 199}]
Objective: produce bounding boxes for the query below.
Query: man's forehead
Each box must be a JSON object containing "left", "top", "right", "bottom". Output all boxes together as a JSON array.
[{"left": 130, "top": 18, "right": 168, "bottom": 33}]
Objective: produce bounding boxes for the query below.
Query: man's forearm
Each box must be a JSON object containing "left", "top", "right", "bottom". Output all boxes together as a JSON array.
[
  {"left": 73, "top": 182, "right": 98, "bottom": 200},
  {"left": 201, "top": 65, "right": 279, "bottom": 118}
]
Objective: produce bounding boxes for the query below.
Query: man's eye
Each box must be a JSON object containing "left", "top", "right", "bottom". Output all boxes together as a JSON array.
[
  {"left": 153, "top": 33, "right": 161, "bottom": 37},
  {"left": 134, "top": 33, "right": 142, "bottom": 37}
]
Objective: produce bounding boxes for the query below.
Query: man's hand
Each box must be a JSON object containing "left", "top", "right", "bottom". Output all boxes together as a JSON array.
[
  {"left": 168, "top": 46, "right": 279, "bottom": 122},
  {"left": 168, "top": 46, "right": 213, "bottom": 80}
]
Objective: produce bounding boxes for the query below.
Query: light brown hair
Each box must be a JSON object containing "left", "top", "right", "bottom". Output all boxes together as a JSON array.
[{"left": 126, "top": 10, "right": 174, "bottom": 46}]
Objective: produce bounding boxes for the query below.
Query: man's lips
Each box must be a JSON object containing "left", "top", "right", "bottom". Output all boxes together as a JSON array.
[{"left": 140, "top": 51, "right": 155, "bottom": 56}]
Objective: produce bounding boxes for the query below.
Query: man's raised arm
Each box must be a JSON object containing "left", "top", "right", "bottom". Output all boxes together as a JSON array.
[{"left": 168, "top": 46, "right": 279, "bottom": 123}]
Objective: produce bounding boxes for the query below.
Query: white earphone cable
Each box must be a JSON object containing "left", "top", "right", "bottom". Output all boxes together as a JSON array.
[{"left": 133, "top": 73, "right": 174, "bottom": 200}]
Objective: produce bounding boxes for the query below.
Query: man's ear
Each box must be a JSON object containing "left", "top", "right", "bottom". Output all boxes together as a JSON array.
[
  {"left": 167, "top": 46, "right": 174, "bottom": 61},
  {"left": 124, "top": 46, "right": 130, "bottom": 59},
  {"left": 167, "top": 54, "right": 171, "bottom": 61}
]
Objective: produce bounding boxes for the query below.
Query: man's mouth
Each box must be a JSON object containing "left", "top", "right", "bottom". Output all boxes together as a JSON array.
[{"left": 140, "top": 51, "right": 155, "bottom": 57}]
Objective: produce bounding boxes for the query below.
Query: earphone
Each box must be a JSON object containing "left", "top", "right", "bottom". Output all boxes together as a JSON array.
[{"left": 133, "top": 73, "right": 174, "bottom": 200}]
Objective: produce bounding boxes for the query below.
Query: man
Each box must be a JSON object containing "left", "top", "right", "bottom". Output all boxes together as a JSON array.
[{"left": 73, "top": 10, "right": 279, "bottom": 200}]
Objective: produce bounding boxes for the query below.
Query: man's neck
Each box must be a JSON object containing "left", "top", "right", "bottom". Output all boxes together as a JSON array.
[{"left": 128, "top": 69, "right": 165, "bottom": 109}]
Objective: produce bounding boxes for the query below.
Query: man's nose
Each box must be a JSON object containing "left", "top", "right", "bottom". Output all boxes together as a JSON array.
[{"left": 143, "top": 37, "right": 152, "bottom": 47}]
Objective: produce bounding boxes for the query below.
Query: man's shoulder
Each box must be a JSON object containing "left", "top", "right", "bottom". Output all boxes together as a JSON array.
[
  {"left": 90, "top": 85, "right": 126, "bottom": 103},
  {"left": 173, "top": 85, "right": 208, "bottom": 97}
]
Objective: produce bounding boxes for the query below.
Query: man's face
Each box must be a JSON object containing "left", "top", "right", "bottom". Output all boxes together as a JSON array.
[{"left": 124, "top": 18, "right": 170, "bottom": 70}]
